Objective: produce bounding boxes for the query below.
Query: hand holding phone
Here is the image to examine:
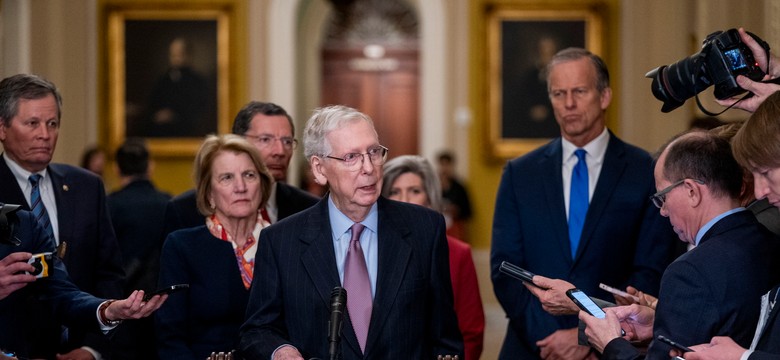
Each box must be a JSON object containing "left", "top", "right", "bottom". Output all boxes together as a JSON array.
[
  {"left": 144, "top": 284, "right": 189, "bottom": 301},
  {"left": 499, "top": 261, "right": 545, "bottom": 289},
  {"left": 567, "top": 288, "right": 627, "bottom": 336}
]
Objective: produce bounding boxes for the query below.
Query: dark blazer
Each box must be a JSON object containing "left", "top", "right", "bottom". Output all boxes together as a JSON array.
[
  {"left": 490, "top": 133, "right": 678, "bottom": 359},
  {"left": 646, "top": 211, "right": 780, "bottom": 358},
  {"left": 161, "top": 182, "right": 318, "bottom": 237},
  {"left": 0, "top": 209, "right": 104, "bottom": 359},
  {"left": 238, "top": 197, "right": 464, "bottom": 359},
  {"left": 154, "top": 227, "right": 250, "bottom": 359},
  {"left": 0, "top": 155, "right": 124, "bottom": 355},
  {"left": 107, "top": 179, "right": 171, "bottom": 360}
]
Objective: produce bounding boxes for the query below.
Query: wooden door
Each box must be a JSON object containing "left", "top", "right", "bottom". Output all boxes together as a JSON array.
[{"left": 321, "top": 46, "right": 419, "bottom": 158}]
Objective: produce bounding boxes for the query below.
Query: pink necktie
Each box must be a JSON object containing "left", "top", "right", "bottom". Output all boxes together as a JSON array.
[{"left": 344, "top": 223, "right": 372, "bottom": 353}]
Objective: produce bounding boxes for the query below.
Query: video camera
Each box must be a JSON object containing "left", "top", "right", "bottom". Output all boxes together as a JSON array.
[{"left": 646, "top": 28, "right": 770, "bottom": 113}]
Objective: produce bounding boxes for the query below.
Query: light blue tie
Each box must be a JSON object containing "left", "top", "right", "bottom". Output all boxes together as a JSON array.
[
  {"left": 569, "top": 149, "right": 588, "bottom": 259},
  {"left": 29, "top": 174, "right": 55, "bottom": 243}
]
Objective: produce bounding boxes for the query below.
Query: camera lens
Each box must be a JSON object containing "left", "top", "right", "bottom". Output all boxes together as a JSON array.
[{"left": 646, "top": 54, "right": 711, "bottom": 113}]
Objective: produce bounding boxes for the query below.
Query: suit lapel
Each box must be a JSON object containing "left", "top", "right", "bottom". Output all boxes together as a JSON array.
[
  {"left": 573, "top": 134, "right": 626, "bottom": 263},
  {"left": 541, "top": 140, "right": 574, "bottom": 265},
  {"left": 47, "top": 165, "right": 73, "bottom": 247},
  {"left": 298, "top": 198, "right": 363, "bottom": 355},
  {"left": 364, "top": 198, "right": 412, "bottom": 356}
]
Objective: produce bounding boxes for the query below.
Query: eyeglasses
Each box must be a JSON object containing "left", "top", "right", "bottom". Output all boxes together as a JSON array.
[
  {"left": 650, "top": 179, "right": 704, "bottom": 208},
  {"left": 244, "top": 134, "right": 298, "bottom": 150},
  {"left": 325, "top": 145, "right": 389, "bottom": 171}
]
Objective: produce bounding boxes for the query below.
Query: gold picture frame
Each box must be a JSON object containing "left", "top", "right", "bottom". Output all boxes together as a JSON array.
[
  {"left": 487, "top": 5, "right": 604, "bottom": 159},
  {"left": 105, "top": 4, "right": 231, "bottom": 157}
]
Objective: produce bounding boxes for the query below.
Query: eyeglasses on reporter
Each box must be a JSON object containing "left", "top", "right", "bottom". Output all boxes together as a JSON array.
[{"left": 651, "top": 178, "right": 705, "bottom": 208}]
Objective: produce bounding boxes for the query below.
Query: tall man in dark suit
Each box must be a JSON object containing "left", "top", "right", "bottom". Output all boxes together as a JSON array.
[
  {"left": 0, "top": 74, "right": 125, "bottom": 359},
  {"left": 107, "top": 139, "right": 171, "bottom": 360},
  {"left": 162, "top": 101, "right": 318, "bottom": 234},
  {"left": 238, "top": 105, "right": 463, "bottom": 359},
  {"left": 579, "top": 131, "right": 780, "bottom": 359},
  {"left": 0, "top": 204, "right": 166, "bottom": 359},
  {"left": 490, "top": 48, "right": 678, "bottom": 359}
]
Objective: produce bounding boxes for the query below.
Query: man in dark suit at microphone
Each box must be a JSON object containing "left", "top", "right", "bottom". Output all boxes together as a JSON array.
[{"left": 238, "top": 105, "right": 463, "bottom": 359}]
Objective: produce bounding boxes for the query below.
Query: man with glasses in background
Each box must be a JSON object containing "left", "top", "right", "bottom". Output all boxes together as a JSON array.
[
  {"left": 162, "top": 101, "right": 318, "bottom": 235},
  {"left": 579, "top": 131, "right": 780, "bottom": 359},
  {"left": 239, "top": 105, "right": 463, "bottom": 359}
]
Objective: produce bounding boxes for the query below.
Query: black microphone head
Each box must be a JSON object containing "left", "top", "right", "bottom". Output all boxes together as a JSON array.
[{"left": 330, "top": 286, "right": 347, "bottom": 311}]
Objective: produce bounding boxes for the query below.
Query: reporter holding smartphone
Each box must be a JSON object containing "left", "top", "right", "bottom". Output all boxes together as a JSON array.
[
  {"left": 578, "top": 131, "right": 780, "bottom": 360},
  {"left": 668, "top": 87, "right": 780, "bottom": 360},
  {"left": 0, "top": 205, "right": 166, "bottom": 358}
]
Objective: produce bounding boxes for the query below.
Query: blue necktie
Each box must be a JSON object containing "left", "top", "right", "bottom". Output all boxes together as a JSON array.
[
  {"left": 569, "top": 149, "right": 588, "bottom": 259},
  {"left": 29, "top": 174, "right": 55, "bottom": 243}
]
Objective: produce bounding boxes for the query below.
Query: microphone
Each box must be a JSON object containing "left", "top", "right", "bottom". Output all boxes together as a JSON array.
[{"left": 328, "top": 286, "right": 347, "bottom": 360}]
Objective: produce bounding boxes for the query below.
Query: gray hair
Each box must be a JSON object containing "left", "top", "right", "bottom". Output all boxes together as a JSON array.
[
  {"left": 545, "top": 47, "right": 610, "bottom": 92},
  {"left": 0, "top": 74, "right": 63, "bottom": 125},
  {"left": 303, "top": 105, "right": 377, "bottom": 160},
  {"left": 381, "top": 155, "right": 443, "bottom": 212}
]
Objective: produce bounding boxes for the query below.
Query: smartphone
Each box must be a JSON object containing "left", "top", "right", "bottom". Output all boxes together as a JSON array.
[
  {"left": 599, "top": 283, "right": 641, "bottom": 303},
  {"left": 656, "top": 335, "right": 694, "bottom": 353},
  {"left": 566, "top": 288, "right": 607, "bottom": 319},
  {"left": 499, "top": 261, "right": 545, "bottom": 289},
  {"left": 144, "top": 284, "right": 189, "bottom": 301}
]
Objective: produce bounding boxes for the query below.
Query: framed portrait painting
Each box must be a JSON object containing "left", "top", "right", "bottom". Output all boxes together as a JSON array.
[
  {"left": 487, "top": 4, "right": 604, "bottom": 159},
  {"left": 106, "top": 5, "right": 231, "bottom": 156}
]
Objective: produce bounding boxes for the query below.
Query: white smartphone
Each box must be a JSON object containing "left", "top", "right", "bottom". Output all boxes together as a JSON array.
[{"left": 599, "top": 283, "right": 641, "bottom": 303}]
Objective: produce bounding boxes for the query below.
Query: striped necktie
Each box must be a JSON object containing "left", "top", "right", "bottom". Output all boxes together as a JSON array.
[{"left": 29, "top": 174, "right": 55, "bottom": 243}]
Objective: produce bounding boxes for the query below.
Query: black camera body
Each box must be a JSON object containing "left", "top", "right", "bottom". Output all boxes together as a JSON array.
[{"left": 647, "top": 28, "right": 769, "bottom": 113}]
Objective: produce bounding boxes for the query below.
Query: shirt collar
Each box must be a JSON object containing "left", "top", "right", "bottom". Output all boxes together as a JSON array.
[
  {"left": 561, "top": 127, "right": 610, "bottom": 162},
  {"left": 695, "top": 207, "right": 746, "bottom": 246},
  {"left": 328, "top": 195, "right": 379, "bottom": 239},
  {"left": 2, "top": 153, "right": 49, "bottom": 186}
]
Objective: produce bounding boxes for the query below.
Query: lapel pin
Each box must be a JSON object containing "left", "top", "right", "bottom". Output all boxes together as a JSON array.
[{"left": 62, "top": 185, "right": 69, "bottom": 191}]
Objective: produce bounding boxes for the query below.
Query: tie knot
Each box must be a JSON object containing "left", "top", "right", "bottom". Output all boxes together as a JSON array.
[
  {"left": 350, "top": 223, "right": 365, "bottom": 243},
  {"left": 575, "top": 149, "right": 587, "bottom": 161},
  {"left": 29, "top": 174, "right": 42, "bottom": 185}
]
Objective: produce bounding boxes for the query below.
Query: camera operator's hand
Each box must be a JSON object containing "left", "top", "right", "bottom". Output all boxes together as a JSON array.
[
  {"left": 0, "top": 252, "right": 37, "bottom": 300},
  {"left": 103, "top": 289, "right": 167, "bottom": 322},
  {"left": 717, "top": 27, "right": 780, "bottom": 113},
  {"left": 738, "top": 27, "right": 780, "bottom": 78},
  {"left": 716, "top": 75, "right": 780, "bottom": 113}
]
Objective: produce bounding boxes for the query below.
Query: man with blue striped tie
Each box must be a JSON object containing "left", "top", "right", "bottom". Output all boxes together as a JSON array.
[{"left": 0, "top": 74, "right": 125, "bottom": 360}]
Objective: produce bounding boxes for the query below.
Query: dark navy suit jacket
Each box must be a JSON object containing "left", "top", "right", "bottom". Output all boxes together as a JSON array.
[
  {"left": 750, "top": 285, "right": 780, "bottom": 360},
  {"left": 646, "top": 211, "right": 780, "bottom": 358},
  {"left": 238, "top": 197, "right": 464, "bottom": 359},
  {"left": 0, "top": 155, "right": 124, "bottom": 355},
  {"left": 154, "top": 226, "right": 251, "bottom": 358},
  {"left": 0, "top": 209, "right": 104, "bottom": 358},
  {"left": 490, "top": 133, "right": 678, "bottom": 359},
  {"left": 601, "top": 211, "right": 780, "bottom": 360}
]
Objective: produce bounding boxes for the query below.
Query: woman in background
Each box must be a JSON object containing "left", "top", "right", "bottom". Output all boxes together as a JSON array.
[
  {"left": 381, "top": 155, "right": 485, "bottom": 360},
  {"left": 155, "top": 134, "right": 273, "bottom": 358}
]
